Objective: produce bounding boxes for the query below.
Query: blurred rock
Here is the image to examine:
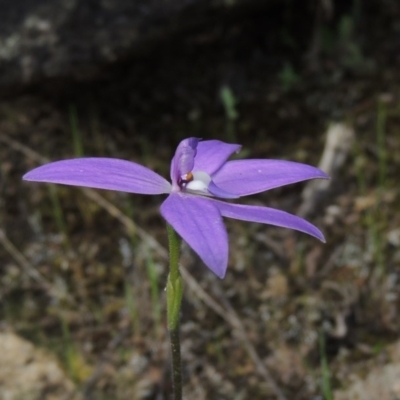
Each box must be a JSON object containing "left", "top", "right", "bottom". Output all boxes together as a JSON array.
[
  {"left": 266, "top": 343, "right": 306, "bottom": 386},
  {"left": 0, "top": 0, "right": 273, "bottom": 90},
  {"left": 335, "top": 340, "right": 400, "bottom": 400},
  {"left": 0, "top": 331, "right": 81, "bottom": 400}
]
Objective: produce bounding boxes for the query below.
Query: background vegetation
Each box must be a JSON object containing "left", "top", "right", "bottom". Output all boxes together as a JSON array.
[{"left": 0, "top": 0, "right": 399, "bottom": 398}]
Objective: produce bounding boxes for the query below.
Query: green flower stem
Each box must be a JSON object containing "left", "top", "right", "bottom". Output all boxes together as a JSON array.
[
  {"left": 169, "top": 328, "right": 182, "bottom": 400},
  {"left": 166, "top": 224, "right": 183, "bottom": 400}
]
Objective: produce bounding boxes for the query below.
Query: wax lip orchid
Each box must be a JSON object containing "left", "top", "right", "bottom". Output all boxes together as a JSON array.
[{"left": 23, "top": 138, "right": 328, "bottom": 278}]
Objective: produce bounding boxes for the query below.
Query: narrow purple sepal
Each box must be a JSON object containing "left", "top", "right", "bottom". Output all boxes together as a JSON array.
[
  {"left": 193, "top": 140, "right": 242, "bottom": 175},
  {"left": 160, "top": 194, "right": 229, "bottom": 278},
  {"left": 23, "top": 158, "right": 172, "bottom": 195},
  {"left": 213, "top": 160, "right": 329, "bottom": 196},
  {"left": 211, "top": 199, "right": 326, "bottom": 242}
]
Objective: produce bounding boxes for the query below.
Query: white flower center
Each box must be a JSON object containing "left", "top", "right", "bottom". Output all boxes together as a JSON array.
[{"left": 182, "top": 171, "right": 211, "bottom": 195}]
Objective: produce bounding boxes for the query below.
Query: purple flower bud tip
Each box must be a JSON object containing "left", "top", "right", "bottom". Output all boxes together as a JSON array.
[{"left": 24, "top": 138, "right": 328, "bottom": 278}]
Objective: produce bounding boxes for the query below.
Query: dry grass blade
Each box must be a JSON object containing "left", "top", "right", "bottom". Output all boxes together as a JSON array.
[{"left": 3, "top": 133, "right": 286, "bottom": 399}]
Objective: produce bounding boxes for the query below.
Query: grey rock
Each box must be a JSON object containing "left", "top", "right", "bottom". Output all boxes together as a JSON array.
[
  {"left": 0, "top": 331, "right": 81, "bottom": 400},
  {"left": 334, "top": 340, "right": 400, "bottom": 400},
  {"left": 0, "top": 0, "right": 272, "bottom": 89}
]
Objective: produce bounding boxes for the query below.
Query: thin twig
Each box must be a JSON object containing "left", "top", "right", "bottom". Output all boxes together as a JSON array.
[
  {"left": 210, "top": 279, "right": 288, "bottom": 400},
  {"left": 0, "top": 134, "right": 168, "bottom": 258},
  {"left": 0, "top": 228, "right": 62, "bottom": 298}
]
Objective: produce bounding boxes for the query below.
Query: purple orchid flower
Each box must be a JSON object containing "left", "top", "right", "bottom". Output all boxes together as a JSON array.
[{"left": 23, "top": 138, "right": 328, "bottom": 278}]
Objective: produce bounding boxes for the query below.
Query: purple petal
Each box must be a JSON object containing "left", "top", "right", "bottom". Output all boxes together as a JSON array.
[
  {"left": 160, "top": 194, "right": 229, "bottom": 278},
  {"left": 211, "top": 199, "right": 325, "bottom": 242},
  {"left": 170, "top": 138, "right": 200, "bottom": 186},
  {"left": 23, "top": 158, "right": 172, "bottom": 195},
  {"left": 212, "top": 160, "right": 329, "bottom": 196},
  {"left": 193, "top": 140, "right": 242, "bottom": 175}
]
